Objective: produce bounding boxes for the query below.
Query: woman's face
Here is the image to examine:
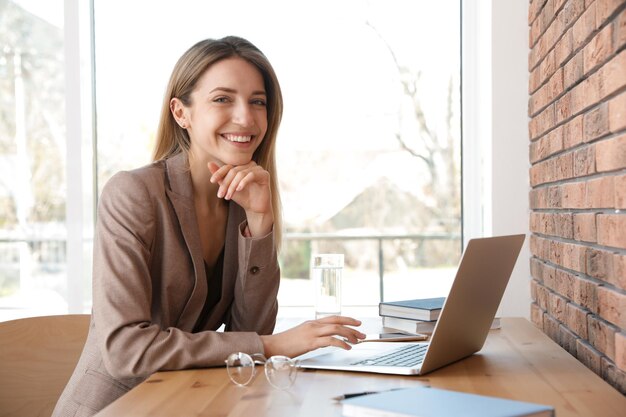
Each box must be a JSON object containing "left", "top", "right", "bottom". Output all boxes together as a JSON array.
[{"left": 180, "top": 57, "right": 268, "bottom": 167}]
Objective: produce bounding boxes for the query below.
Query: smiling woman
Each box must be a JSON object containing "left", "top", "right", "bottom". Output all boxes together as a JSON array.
[{"left": 50, "top": 36, "right": 367, "bottom": 417}]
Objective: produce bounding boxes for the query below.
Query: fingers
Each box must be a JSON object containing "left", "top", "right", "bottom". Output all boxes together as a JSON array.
[
  {"left": 207, "top": 162, "right": 266, "bottom": 200},
  {"left": 305, "top": 319, "right": 366, "bottom": 344}
]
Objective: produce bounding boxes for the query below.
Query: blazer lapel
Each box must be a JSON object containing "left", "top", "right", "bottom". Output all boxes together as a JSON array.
[{"left": 164, "top": 153, "right": 207, "bottom": 331}]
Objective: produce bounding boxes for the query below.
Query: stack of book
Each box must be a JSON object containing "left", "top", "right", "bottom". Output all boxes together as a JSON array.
[
  {"left": 379, "top": 297, "right": 445, "bottom": 334},
  {"left": 380, "top": 297, "right": 501, "bottom": 334}
]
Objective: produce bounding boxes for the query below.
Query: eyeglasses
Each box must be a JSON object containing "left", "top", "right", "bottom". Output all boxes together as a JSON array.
[{"left": 225, "top": 352, "right": 298, "bottom": 390}]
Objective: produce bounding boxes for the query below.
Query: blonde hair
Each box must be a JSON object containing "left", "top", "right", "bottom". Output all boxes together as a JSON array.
[{"left": 153, "top": 36, "right": 283, "bottom": 248}]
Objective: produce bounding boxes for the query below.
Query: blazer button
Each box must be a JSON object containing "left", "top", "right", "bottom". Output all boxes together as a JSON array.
[{"left": 249, "top": 266, "right": 260, "bottom": 274}]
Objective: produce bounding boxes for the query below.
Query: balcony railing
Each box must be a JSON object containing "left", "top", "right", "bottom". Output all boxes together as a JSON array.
[
  {"left": 0, "top": 232, "right": 461, "bottom": 302},
  {"left": 284, "top": 232, "right": 461, "bottom": 300}
]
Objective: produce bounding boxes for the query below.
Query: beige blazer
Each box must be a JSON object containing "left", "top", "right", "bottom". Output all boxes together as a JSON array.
[{"left": 52, "top": 153, "right": 280, "bottom": 417}]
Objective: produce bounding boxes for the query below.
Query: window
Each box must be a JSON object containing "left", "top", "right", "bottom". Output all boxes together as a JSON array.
[
  {"left": 0, "top": 0, "right": 462, "bottom": 320},
  {"left": 0, "top": 0, "right": 68, "bottom": 320},
  {"left": 94, "top": 0, "right": 462, "bottom": 316}
]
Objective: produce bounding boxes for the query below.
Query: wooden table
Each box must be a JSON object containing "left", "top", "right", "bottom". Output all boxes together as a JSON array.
[{"left": 95, "top": 318, "right": 626, "bottom": 417}]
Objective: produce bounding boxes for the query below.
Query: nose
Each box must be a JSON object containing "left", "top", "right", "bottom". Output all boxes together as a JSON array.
[{"left": 232, "top": 100, "right": 254, "bottom": 127}]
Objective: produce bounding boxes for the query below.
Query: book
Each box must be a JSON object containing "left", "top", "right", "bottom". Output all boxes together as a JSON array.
[
  {"left": 383, "top": 316, "right": 501, "bottom": 334},
  {"left": 378, "top": 297, "right": 445, "bottom": 321},
  {"left": 341, "top": 387, "right": 554, "bottom": 417}
]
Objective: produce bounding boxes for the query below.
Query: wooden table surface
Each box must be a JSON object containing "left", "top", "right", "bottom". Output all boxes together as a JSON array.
[{"left": 95, "top": 318, "right": 626, "bottom": 417}]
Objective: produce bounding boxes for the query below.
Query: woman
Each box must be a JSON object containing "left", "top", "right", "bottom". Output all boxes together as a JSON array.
[{"left": 52, "top": 36, "right": 365, "bottom": 417}]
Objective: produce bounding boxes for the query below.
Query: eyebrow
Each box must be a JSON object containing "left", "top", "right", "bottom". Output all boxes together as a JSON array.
[{"left": 209, "top": 87, "right": 266, "bottom": 96}]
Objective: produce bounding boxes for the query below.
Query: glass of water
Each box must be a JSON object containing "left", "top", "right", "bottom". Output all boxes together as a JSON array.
[{"left": 311, "top": 253, "right": 344, "bottom": 319}]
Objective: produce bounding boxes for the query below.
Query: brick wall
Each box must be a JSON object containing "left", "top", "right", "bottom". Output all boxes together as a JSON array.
[{"left": 528, "top": 0, "right": 626, "bottom": 394}]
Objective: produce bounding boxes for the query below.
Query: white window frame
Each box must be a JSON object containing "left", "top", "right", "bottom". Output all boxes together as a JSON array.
[{"left": 462, "top": 0, "right": 530, "bottom": 318}]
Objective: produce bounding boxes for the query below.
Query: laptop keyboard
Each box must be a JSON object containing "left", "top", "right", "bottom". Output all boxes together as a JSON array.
[{"left": 351, "top": 344, "right": 428, "bottom": 367}]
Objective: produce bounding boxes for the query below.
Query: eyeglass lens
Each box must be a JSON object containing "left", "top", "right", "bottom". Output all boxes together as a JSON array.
[
  {"left": 226, "top": 352, "right": 255, "bottom": 387},
  {"left": 226, "top": 353, "right": 297, "bottom": 390},
  {"left": 264, "top": 355, "right": 297, "bottom": 390}
]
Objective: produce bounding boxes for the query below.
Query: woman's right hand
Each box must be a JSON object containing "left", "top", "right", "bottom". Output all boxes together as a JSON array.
[{"left": 259, "top": 316, "right": 366, "bottom": 359}]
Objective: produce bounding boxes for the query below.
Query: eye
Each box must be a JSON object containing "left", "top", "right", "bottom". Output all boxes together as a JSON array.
[
  {"left": 213, "top": 96, "right": 231, "bottom": 103},
  {"left": 251, "top": 98, "right": 267, "bottom": 106}
]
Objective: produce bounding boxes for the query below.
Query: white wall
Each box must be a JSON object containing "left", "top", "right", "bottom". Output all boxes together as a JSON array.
[{"left": 463, "top": 0, "right": 530, "bottom": 318}]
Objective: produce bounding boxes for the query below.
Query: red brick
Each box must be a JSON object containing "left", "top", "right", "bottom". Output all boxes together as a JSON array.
[
  {"left": 556, "top": 269, "right": 576, "bottom": 299},
  {"left": 530, "top": 187, "right": 549, "bottom": 209},
  {"left": 555, "top": 92, "right": 572, "bottom": 123},
  {"left": 608, "top": 92, "right": 626, "bottom": 133},
  {"left": 536, "top": 282, "right": 551, "bottom": 311},
  {"left": 564, "top": 242, "right": 587, "bottom": 272},
  {"left": 595, "top": 0, "right": 625, "bottom": 25},
  {"left": 530, "top": 234, "right": 542, "bottom": 258},
  {"left": 583, "top": 103, "right": 610, "bottom": 142},
  {"left": 583, "top": 23, "right": 613, "bottom": 75},
  {"left": 531, "top": 15, "right": 543, "bottom": 49},
  {"left": 615, "top": 174, "right": 626, "bottom": 208},
  {"left": 614, "top": 7, "right": 626, "bottom": 52},
  {"left": 597, "top": 214, "right": 626, "bottom": 248},
  {"left": 555, "top": 29, "right": 574, "bottom": 66},
  {"left": 530, "top": 258, "right": 544, "bottom": 281},
  {"left": 597, "top": 286, "right": 626, "bottom": 328},
  {"left": 563, "top": 114, "right": 584, "bottom": 148},
  {"left": 549, "top": 291, "right": 569, "bottom": 322},
  {"left": 531, "top": 302, "right": 545, "bottom": 328},
  {"left": 588, "top": 314, "right": 618, "bottom": 360},
  {"left": 564, "top": 52, "right": 584, "bottom": 89},
  {"left": 530, "top": 128, "right": 563, "bottom": 163},
  {"left": 556, "top": 152, "right": 575, "bottom": 180},
  {"left": 531, "top": 104, "right": 557, "bottom": 140},
  {"left": 573, "top": 2, "right": 598, "bottom": 50},
  {"left": 570, "top": 82, "right": 588, "bottom": 116},
  {"left": 616, "top": 332, "right": 626, "bottom": 372},
  {"left": 596, "top": 134, "right": 626, "bottom": 172},
  {"left": 557, "top": 212, "right": 575, "bottom": 238},
  {"left": 562, "top": 0, "right": 586, "bottom": 28},
  {"left": 586, "top": 175, "right": 615, "bottom": 208},
  {"left": 543, "top": 262, "right": 558, "bottom": 290},
  {"left": 549, "top": 183, "right": 564, "bottom": 207},
  {"left": 530, "top": 0, "right": 548, "bottom": 24},
  {"left": 547, "top": 127, "right": 564, "bottom": 158},
  {"left": 530, "top": 164, "right": 544, "bottom": 187},
  {"left": 560, "top": 323, "right": 579, "bottom": 356},
  {"left": 577, "top": 338, "right": 603, "bottom": 375},
  {"left": 586, "top": 248, "right": 616, "bottom": 284},
  {"left": 574, "top": 275, "right": 599, "bottom": 312},
  {"left": 536, "top": 50, "right": 557, "bottom": 93},
  {"left": 561, "top": 181, "right": 587, "bottom": 208},
  {"left": 574, "top": 212, "right": 597, "bottom": 242},
  {"left": 602, "top": 356, "right": 626, "bottom": 393},
  {"left": 613, "top": 253, "right": 626, "bottom": 290},
  {"left": 582, "top": 73, "right": 602, "bottom": 110},
  {"left": 554, "top": 0, "right": 567, "bottom": 15},
  {"left": 567, "top": 302, "right": 590, "bottom": 338},
  {"left": 544, "top": 313, "right": 561, "bottom": 341},
  {"left": 601, "top": 50, "right": 626, "bottom": 99},
  {"left": 573, "top": 145, "right": 596, "bottom": 176}
]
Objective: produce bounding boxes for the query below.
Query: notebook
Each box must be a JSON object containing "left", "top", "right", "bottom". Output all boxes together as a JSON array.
[
  {"left": 295, "top": 234, "right": 525, "bottom": 376},
  {"left": 342, "top": 386, "right": 554, "bottom": 417}
]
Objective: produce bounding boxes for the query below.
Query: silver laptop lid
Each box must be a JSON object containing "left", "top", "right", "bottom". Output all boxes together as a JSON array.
[{"left": 419, "top": 234, "right": 525, "bottom": 374}]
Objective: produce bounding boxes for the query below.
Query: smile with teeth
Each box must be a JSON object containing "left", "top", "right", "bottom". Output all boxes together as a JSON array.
[{"left": 223, "top": 134, "right": 252, "bottom": 143}]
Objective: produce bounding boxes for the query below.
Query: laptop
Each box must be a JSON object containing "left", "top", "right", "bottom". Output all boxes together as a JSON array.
[{"left": 295, "top": 234, "right": 525, "bottom": 376}]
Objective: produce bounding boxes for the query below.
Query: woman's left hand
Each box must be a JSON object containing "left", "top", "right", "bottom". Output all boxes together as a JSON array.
[{"left": 208, "top": 161, "right": 273, "bottom": 236}]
